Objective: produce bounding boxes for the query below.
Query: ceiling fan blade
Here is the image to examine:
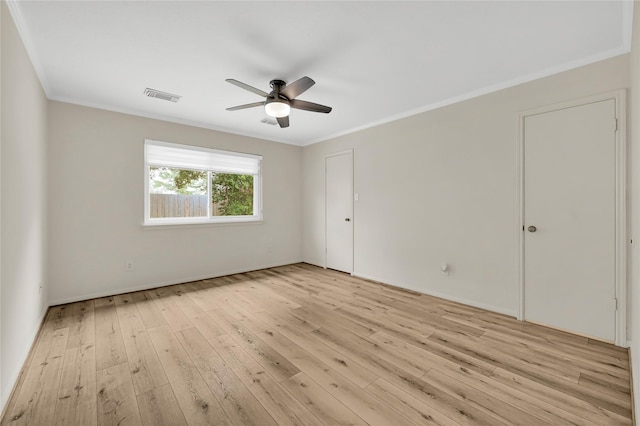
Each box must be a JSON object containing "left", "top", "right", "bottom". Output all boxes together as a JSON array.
[
  {"left": 290, "top": 99, "right": 332, "bottom": 113},
  {"left": 226, "top": 79, "right": 268, "bottom": 97},
  {"left": 277, "top": 115, "right": 290, "bottom": 128},
  {"left": 281, "top": 76, "right": 315, "bottom": 100},
  {"left": 226, "top": 101, "right": 264, "bottom": 111}
]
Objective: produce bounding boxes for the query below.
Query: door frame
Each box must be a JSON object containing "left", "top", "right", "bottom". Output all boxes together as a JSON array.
[
  {"left": 517, "top": 90, "right": 627, "bottom": 346},
  {"left": 324, "top": 149, "right": 354, "bottom": 273}
]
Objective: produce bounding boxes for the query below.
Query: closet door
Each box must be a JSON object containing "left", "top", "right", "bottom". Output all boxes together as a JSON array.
[{"left": 523, "top": 99, "right": 617, "bottom": 342}]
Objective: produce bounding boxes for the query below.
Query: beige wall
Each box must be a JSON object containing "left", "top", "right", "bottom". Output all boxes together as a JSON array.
[
  {"left": 629, "top": 0, "right": 640, "bottom": 418},
  {"left": 303, "top": 54, "right": 629, "bottom": 316},
  {"left": 0, "top": 1, "right": 49, "bottom": 409},
  {"left": 47, "top": 101, "right": 302, "bottom": 304}
]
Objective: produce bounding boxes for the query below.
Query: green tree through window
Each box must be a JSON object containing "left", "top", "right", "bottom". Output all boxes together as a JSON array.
[
  {"left": 150, "top": 167, "right": 254, "bottom": 216},
  {"left": 211, "top": 173, "right": 254, "bottom": 216},
  {"left": 149, "top": 167, "right": 207, "bottom": 194}
]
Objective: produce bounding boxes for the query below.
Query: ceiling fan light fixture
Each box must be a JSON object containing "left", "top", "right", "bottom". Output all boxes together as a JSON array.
[{"left": 264, "top": 98, "right": 290, "bottom": 118}]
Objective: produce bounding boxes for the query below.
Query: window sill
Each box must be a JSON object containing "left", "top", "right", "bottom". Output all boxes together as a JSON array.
[{"left": 142, "top": 217, "right": 263, "bottom": 229}]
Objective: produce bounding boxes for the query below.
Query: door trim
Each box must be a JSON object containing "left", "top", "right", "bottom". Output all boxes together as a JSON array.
[
  {"left": 324, "top": 149, "right": 354, "bottom": 274},
  {"left": 517, "top": 90, "right": 627, "bottom": 346}
]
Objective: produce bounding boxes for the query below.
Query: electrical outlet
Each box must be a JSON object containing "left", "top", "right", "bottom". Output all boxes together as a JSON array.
[{"left": 126, "top": 261, "right": 134, "bottom": 271}]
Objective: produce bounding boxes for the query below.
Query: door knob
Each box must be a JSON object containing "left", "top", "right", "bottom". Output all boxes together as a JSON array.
[
  {"left": 528, "top": 225, "right": 537, "bottom": 232},
  {"left": 345, "top": 218, "right": 351, "bottom": 222}
]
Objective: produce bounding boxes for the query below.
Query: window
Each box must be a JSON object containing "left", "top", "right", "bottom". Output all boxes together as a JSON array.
[{"left": 144, "top": 140, "right": 262, "bottom": 225}]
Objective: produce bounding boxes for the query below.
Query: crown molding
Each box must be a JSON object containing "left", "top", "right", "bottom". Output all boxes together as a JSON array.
[{"left": 5, "top": 1, "right": 51, "bottom": 97}]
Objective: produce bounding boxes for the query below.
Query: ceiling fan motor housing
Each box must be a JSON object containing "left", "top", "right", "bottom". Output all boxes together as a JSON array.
[{"left": 269, "top": 79, "right": 286, "bottom": 92}]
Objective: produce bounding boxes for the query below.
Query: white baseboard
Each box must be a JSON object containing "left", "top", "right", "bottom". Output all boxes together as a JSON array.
[
  {"left": 351, "top": 271, "right": 518, "bottom": 318},
  {"left": 0, "top": 304, "right": 48, "bottom": 416},
  {"left": 48, "top": 259, "right": 302, "bottom": 306}
]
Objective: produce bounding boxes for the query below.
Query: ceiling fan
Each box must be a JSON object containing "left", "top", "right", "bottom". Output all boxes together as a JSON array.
[{"left": 225, "top": 76, "right": 332, "bottom": 128}]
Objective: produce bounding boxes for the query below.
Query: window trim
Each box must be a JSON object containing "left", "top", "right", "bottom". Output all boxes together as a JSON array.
[{"left": 143, "top": 139, "right": 263, "bottom": 226}]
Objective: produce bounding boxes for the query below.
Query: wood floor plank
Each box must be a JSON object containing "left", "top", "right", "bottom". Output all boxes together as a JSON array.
[
  {"left": 284, "top": 266, "right": 356, "bottom": 293},
  {"left": 117, "top": 309, "right": 168, "bottom": 395},
  {"left": 282, "top": 372, "right": 368, "bottom": 426},
  {"left": 177, "top": 327, "right": 278, "bottom": 426},
  {"left": 365, "top": 378, "right": 462, "bottom": 426},
  {"left": 259, "top": 269, "right": 325, "bottom": 296},
  {"left": 258, "top": 327, "right": 420, "bottom": 426},
  {"left": 298, "top": 293, "right": 344, "bottom": 310},
  {"left": 451, "top": 312, "right": 617, "bottom": 365},
  {"left": 362, "top": 331, "right": 429, "bottom": 377},
  {"left": 307, "top": 324, "right": 515, "bottom": 425},
  {"left": 491, "top": 367, "right": 632, "bottom": 425},
  {"left": 114, "top": 293, "right": 139, "bottom": 317},
  {"left": 312, "top": 323, "right": 434, "bottom": 379},
  {"left": 385, "top": 302, "right": 486, "bottom": 338},
  {"left": 588, "top": 338, "right": 630, "bottom": 357},
  {"left": 172, "top": 284, "right": 227, "bottom": 339},
  {"left": 148, "top": 289, "right": 194, "bottom": 332},
  {"left": 47, "top": 305, "right": 70, "bottom": 330},
  {"left": 95, "top": 297, "right": 128, "bottom": 371},
  {"left": 480, "top": 328, "right": 629, "bottom": 378},
  {"left": 53, "top": 343, "right": 97, "bottom": 426},
  {"left": 425, "top": 368, "right": 552, "bottom": 425},
  {"left": 245, "top": 270, "right": 315, "bottom": 300},
  {"left": 431, "top": 331, "right": 581, "bottom": 383},
  {"left": 207, "top": 307, "right": 300, "bottom": 382},
  {"left": 264, "top": 321, "right": 377, "bottom": 388},
  {"left": 381, "top": 369, "right": 511, "bottom": 426},
  {"left": 214, "top": 299, "right": 272, "bottom": 335},
  {"left": 333, "top": 303, "right": 438, "bottom": 344},
  {"left": 214, "top": 279, "right": 267, "bottom": 316},
  {"left": 578, "top": 371, "right": 631, "bottom": 401},
  {"left": 147, "top": 325, "right": 227, "bottom": 425},
  {"left": 253, "top": 309, "right": 320, "bottom": 333},
  {"left": 64, "top": 300, "right": 96, "bottom": 349},
  {"left": 290, "top": 305, "right": 377, "bottom": 337},
  {"left": 96, "top": 362, "right": 142, "bottom": 426},
  {"left": 309, "top": 320, "right": 467, "bottom": 394},
  {"left": 3, "top": 326, "right": 69, "bottom": 426},
  {"left": 137, "top": 384, "right": 188, "bottom": 426},
  {"left": 186, "top": 281, "right": 224, "bottom": 312},
  {"left": 431, "top": 358, "right": 599, "bottom": 426},
  {"left": 368, "top": 330, "right": 496, "bottom": 378},
  {"left": 478, "top": 334, "right": 583, "bottom": 383},
  {"left": 236, "top": 277, "right": 303, "bottom": 311},
  {"left": 342, "top": 293, "right": 389, "bottom": 314},
  {"left": 427, "top": 332, "right": 631, "bottom": 417},
  {"left": 130, "top": 291, "right": 167, "bottom": 328},
  {"left": 211, "top": 334, "right": 324, "bottom": 426}
]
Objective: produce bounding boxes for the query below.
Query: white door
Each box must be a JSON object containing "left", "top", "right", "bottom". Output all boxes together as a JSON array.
[
  {"left": 326, "top": 151, "right": 353, "bottom": 273},
  {"left": 524, "top": 99, "right": 617, "bottom": 342}
]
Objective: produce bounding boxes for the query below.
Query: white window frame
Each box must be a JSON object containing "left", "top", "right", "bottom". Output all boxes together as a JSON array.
[{"left": 144, "top": 139, "right": 263, "bottom": 226}]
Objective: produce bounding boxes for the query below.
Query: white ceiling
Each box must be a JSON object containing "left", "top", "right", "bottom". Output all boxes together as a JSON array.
[{"left": 9, "top": 1, "right": 632, "bottom": 146}]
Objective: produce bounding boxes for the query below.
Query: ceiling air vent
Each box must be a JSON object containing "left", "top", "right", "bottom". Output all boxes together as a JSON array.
[{"left": 143, "top": 88, "right": 181, "bottom": 103}]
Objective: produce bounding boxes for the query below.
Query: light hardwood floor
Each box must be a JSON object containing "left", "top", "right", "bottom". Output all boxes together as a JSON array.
[{"left": 1, "top": 263, "right": 633, "bottom": 425}]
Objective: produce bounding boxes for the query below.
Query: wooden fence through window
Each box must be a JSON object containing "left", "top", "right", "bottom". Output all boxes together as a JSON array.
[{"left": 150, "top": 194, "right": 209, "bottom": 218}]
